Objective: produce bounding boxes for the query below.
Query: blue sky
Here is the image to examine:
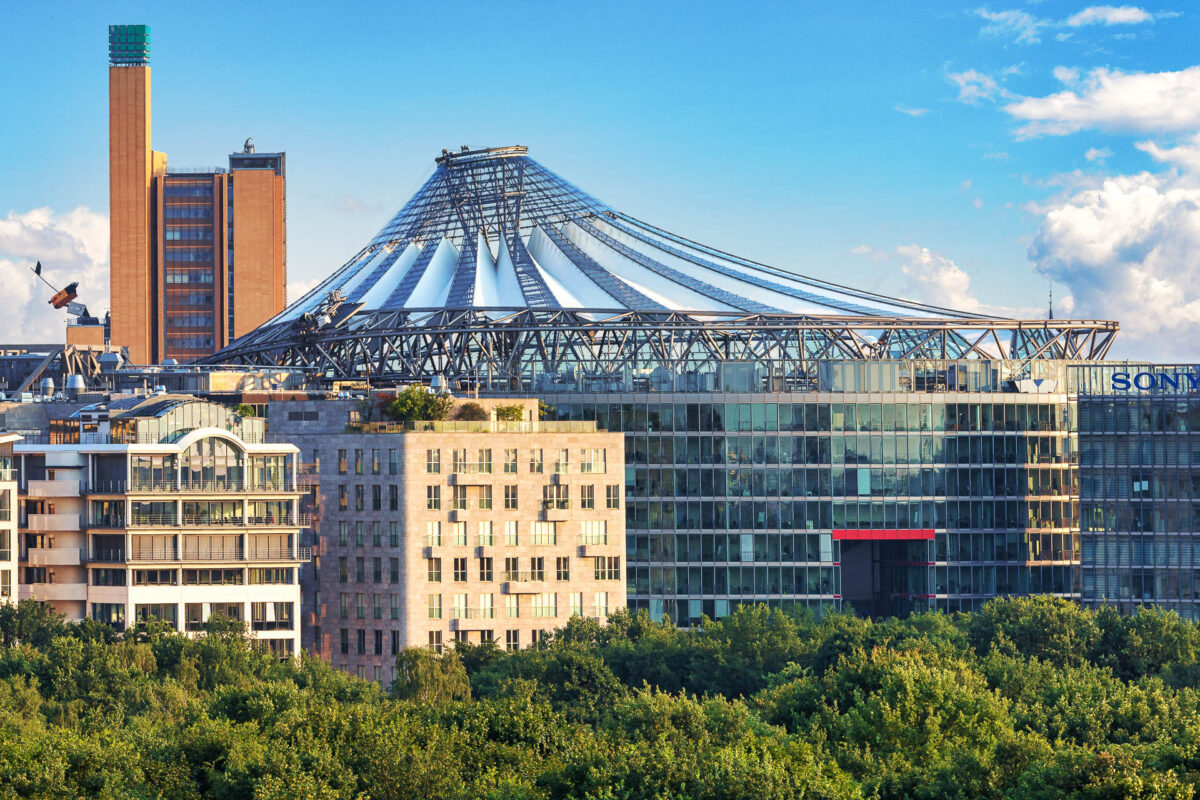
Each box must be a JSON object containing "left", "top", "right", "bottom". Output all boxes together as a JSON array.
[{"left": 2, "top": 1, "right": 1199, "bottom": 357}]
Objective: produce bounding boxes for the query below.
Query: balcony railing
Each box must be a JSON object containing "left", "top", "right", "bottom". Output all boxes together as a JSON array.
[
  {"left": 0, "top": 468, "right": 18, "bottom": 481},
  {"left": 450, "top": 461, "right": 493, "bottom": 474},
  {"left": 348, "top": 420, "right": 600, "bottom": 434},
  {"left": 88, "top": 479, "right": 299, "bottom": 494},
  {"left": 451, "top": 607, "right": 495, "bottom": 620},
  {"left": 120, "top": 513, "right": 310, "bottom": 528},
  {"left": 503, "top": 571, "right": 546, "bottom": 582},
  {"left": 89, "top": 546, "right": 313, "bottom": 563}
]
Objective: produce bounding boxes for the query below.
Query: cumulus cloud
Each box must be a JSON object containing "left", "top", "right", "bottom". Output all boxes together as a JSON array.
[
  {"left": 1065, "top": 5, "right": 1156, "bottom": 26},
  {"left": 976, "top": 8, "right": 1049, "bottom": 44},
  {"left": 1005, "top": 66, "right": 1200, "bottom": 138},
  {"left": 1085, "top": 147, "right": 1113, "bottom": 161},
  {"left": 1028, "top": 167, "right": 1200, "bottom": 356},
  {"left": 0, "top": 207, "right": 109, "bottom": 343},
  {"left": 897, "top": 245, "right": 1043, "bottom": 318},
  {"left": 286, "top": 276, "right": 322, "bottom": 305},
  {"left": 1135, "top": 133, "right": 1200, "bottom": 173}
]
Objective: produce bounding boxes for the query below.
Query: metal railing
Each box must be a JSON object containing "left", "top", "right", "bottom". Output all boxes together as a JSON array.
[
  {"left": 89, "top": 479, "right": 299, "bottom": 494},
  {"left": 451, "top": 607, "right": 495, "bottom": 619},
  {"left": 348, "top": 420, "right": 600, "bottom": 434},
  {"left": 0, "top": 468, "right": 16, "bottom": 481},
  {"left": 503, "top": 571, "right": 546, "bottom": 582},
  {"left": 450, "top": 461, "right": 493, "bottom": 474},
  {"left": 89, "top": 546, "right": 312, "bottom": 563},
  {"left": 122, "top": 513, "right": 310, "bottom": 528}
]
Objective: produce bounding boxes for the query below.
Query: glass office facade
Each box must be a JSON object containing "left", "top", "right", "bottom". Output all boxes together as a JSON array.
[
  {"left": 1077, "top": 365, "right": 1200, "bottom": 619},
  {"left": 548, "top": 385, "right": 1080, "bottom": 624}
]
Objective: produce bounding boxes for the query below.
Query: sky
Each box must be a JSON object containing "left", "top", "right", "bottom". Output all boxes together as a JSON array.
[{"left": 1, "top": 0, "right": 1199, "bottom": 359}]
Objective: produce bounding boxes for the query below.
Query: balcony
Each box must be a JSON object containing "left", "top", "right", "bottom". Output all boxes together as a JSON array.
[
  {"left": 25, "top": 479, "right": 82, "bottom": 498},
  {"left": 89, "top": 546, "right": 313, "bottom": 564},
  {"left": 449, "top": 608, "right": 496, "bottom": 630},
  {"left": 87, "top": 479, "right": 300, "bottom": 495},
  {"left": 22, "top": 547, "right": 84, "bottom": 567},
  {"left": 578, "top": 542, "right": 615, "bottom": 558},
  {"left": 501, "top": 573, "right": 547, "bottom": 594},
  {"left": 26, "top": 583, "right": 87, "bottom": 603},
  {"left": 25, "top": 513, "right": 81, "bottom": 532},
  {"left": 122, "top": 513, "right": 311, "bottom": 529},
  {"left": 0, "top": 468, "right": 16, "bottom": 482},
  {"left": 539, "top": 502, "right": 570, "bottom": 522}
]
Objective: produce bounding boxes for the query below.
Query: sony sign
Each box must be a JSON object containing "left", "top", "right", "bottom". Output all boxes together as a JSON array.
[{"left": 1111, "top": 371, "right": 1200, "bottom": 392}]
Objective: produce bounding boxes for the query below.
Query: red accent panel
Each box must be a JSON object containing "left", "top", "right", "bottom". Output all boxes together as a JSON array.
[{"left": 832, "top": 529, "right": 935, "bottom": 541}]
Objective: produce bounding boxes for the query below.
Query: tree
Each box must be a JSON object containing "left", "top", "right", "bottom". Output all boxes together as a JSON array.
[
  {"left": 392, "top": 647, "right": 471, "bottom": 704},
  {"left": 452, "top": 402, "right": 489, "bottom": 421},
  {"left": 494, "top": 404, "right": 524, "bottom": 422},
  {"left": 234, "top": 403, "right": 256, "bottom": 417},
  {"left": 381, "top": 386, "right": 454, "bottom": 423}
]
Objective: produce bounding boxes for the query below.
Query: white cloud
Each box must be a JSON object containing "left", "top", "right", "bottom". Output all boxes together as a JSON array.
[
  {"left": 850, "top": 244, "right": 892, "bottom": 263},
  {"left": 984, "top": 150, "right": 1010, "bottom": 160},
  {"left": 1085, "top": 147, "right": 1113, "bottom": 161},
  {"left": 1028, "top": 169, "right": 1200, "bottom": 356},
  {"left": 961, "top": 178, "right": 973, "bottom": 189},
  {"left": 948, "top": 69, "right": 1015, "bottom": 104},
  {"left": 1006, "top": 66, "right": 1200, "bottom": 138},
  {"left": 286, "top": 276, "right": 322, "bottom": 305},
  {"left": 1136, "top": 133, "right": 1200, "bottom": 173},
  {"left": 973, "top": 197, "right": 985, "bottom": 209},
  {"left": 897, "top": 244, "right": 1042, "bottom": 317},
  {"left": 976, "top": 8, "right": 1049, "bottom": 44},
  {"left": 1052, "top": 65, "right": 1080, "bottom": 84},
  {"left": 1065, "top": 5, "right": 1154, "bottom": 26},
  {"left": 0, "top": 207, "right": 109, "bottom": 343},
  {"left": 894, "top": 104, "right": 930, "bottom": 117}
]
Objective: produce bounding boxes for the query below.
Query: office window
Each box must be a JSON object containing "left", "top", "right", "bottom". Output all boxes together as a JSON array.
[
  {"left": 337, "top": 449, "right": 347, "bottom": 474},
  {"left": 452, "top": 485, "right": 468, "bottom": 511},
  {"left": 338, "top": 557, "right": 348, "bottom": 583},
  {"left": 531, "top": 521, "right": 556, "bottom": 545},
  {"left": 389, "top": 485, "right": 399, "bottom": 511},
  {"left": 529, "top": 449, "right": 543, "bottom": 473},
  {"left": 505, "top": 629, "right": 519, "bottom": 651},
  {"left": 426, "top": 449, "right": 441, "bottom": 474},
  {"left": 530, "top": 557, "right": 545, "bottom": 581},
  {"left": 580, "top": 485, "right": 595, "bottom": 510},
  {"left": 390, "top": 521, "right": 399, "bottom": 547},
  {"left": 371, "top": 449, "right": 381, "bottom": 475},
  {"left": 554, "top": 449, "right": 569, "bottom": 474},
  {"left": 606, "top": 485, "right": 621, "bottom": 509},
  {"left": 532, "top": 592, "right": 557, "bottom": 619},
  {"left": 504, "top": 449, "right": 518, "bottom": 473},
  {"left": 355, "top": 521, "right": 366, "bottom": 546},
  {"left": 477, "top": 520, "right": 493, "bottom": 546},
  {"left": 542, "top": 484, "right": 568, "bottom": 510},
  {"left": 570, "top": 592, "right": 583, "bottom": 617},
  {"left": 594, "top": 556, "right": 621, "bottom": 580},
  {"left": 580, "top": 520, "right": 608, "bottom": 545},
  {"left": 479, "top": 557, "right": 494, "bottom": 582},
  {"left": 480, "top": 593, "right": 494, "bottom": 619},
  {"left": 338, "top": 485, "right": 348, "bottom": 510},
  {"left": 355, "top": 557, "right": 365, "bottom": 583},
  {"left": 354, "top": 485, "right": 364, "bottom": 511},
  {"left": 426, "top": 521, "right": 442, "bottom": 546},
  {"left": 504, "top": 557, "right": 520, "bottom": 581},
  {"left": 453, "top": 593, "right": 469, "bottom": 618},
  {"left": 426, "top": 486, "right": 441, "bottom": 510},
  {"left": 374, "top": 629, "right": 383, "bottom": 655},
  {"left": 580, "top": 448, "right": 605, "bottom": 473},
  {"left": 391, "top": 630, "right": 399, "bottom": 655},
  {"left": 372, "top": 485, "right": 382, "bottom": 511},
  {"left": 478, "top": 485, "right": 492, "bottom": 510},
  {"left": 452, "top": 521, "right": 467, "bottom": 546},
  {"left": 504, "top": 485, "right": 518, "bottom": 509},
  {"left": 355, "top": 593, "right": 366, "bottom": 619},
  {"left": 339, "top": 593, "right": 349, "bottom": 618},
  {"left": 594, "top": 592, "right": 610, "bottom": 618},
  {"left": 372, "top": 557, "right": 382, "bottom": 584},
  {"left": 372, "top": 521, "right": 383, "bottom": 547},
  {"left": 427, "top": 558, "right": 442, "bottom": 582},
  {"left": 505, "top": 594, "right": 520, "bottom": 619},
  {"left": 505, "top": 521, "right": 519, "bottom": 546},
  {"left": 338, "top": 520, "right": 349, "bottom": 546},
  {"left": 389, "top": 448, "right": 399, "bottom": 475},
  {"left": 556, "top": 557, "right": 570, "bottom": 581},
  {"left": 453, "top": 557, "right": 468, "bottom": 582},
  {"left": 373, "top": 594, "right": 383, "bottom": 619},
  {"left": 427, "top": 594, "right": 442, "bottom": 619},
  {"left": 391, "top": 594, "right": 401, "bottom": 620},
  {"left": 340, "top": 628, "right": 349, "bottom": 654},
  {"left": 354, "top": 449, "right": 364, "bottom": 474},
  {"left": 389, "top": 557, "right": 400, "bottom": 584}
]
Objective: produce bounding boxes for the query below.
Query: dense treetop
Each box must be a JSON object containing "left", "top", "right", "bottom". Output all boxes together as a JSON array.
[{"left": 2, "top": 597, "right": 1200, "bottom": 798}]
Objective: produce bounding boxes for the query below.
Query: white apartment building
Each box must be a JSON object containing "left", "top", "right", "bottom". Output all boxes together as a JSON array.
[{"left": 14, "top": 395, "right": 307, "bottom": 655}]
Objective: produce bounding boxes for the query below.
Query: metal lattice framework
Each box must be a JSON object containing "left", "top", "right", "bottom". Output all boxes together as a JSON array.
[{"left": 203, "top": 146, "right": 1118, "bottom": 385}]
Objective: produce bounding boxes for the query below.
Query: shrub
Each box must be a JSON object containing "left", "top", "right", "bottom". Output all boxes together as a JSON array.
[
  {"left": 382, "top": 385, "right": 454, "bottom": 422},
  {"left": 452, "top": 402, "right": 489, "bottom": 421},
  {"left": 494, "top": 404, "right": 524, "bottom": 422}
]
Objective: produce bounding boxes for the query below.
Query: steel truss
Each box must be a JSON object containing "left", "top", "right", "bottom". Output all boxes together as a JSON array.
[{"left": 201, "top": 308, "right": 1119, "bottom": 388}]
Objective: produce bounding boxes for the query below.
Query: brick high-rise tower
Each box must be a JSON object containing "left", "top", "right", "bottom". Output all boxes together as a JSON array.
[{"left": 107, "top": 25, "right": 286, "bottom": 364}]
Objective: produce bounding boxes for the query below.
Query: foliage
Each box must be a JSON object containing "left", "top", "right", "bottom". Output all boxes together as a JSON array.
[
  {"left": 381, "top": 385, "right": 454, "bottom": 423},
  {"left": 451, "top": 401, "right": 489, "bottom": 421},
  {"left": 7, "top": 597, "right": 1200, "bottom": 798},
  {"left": 234, "top": 403, "right": 256, "bottom": 417},
  {"left": 494, "top": 404, "right": 524, "bottom": 422}
]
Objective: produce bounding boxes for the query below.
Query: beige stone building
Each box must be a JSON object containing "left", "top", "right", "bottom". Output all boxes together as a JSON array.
[{"left": 270, "top": 396, "right": 625, "bottom": 682}]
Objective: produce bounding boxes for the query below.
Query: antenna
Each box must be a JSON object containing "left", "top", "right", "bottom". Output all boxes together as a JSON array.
[{"left": 1048, "top": 284, "right": 1054, "bottom": 320}]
